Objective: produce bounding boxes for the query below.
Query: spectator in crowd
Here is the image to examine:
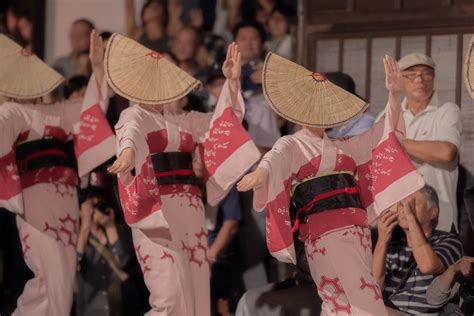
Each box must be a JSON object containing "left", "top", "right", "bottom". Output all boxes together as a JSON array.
[
  {"left": 373, "top": 185, "right": 463, "bottom": 315},
  {"left": 233, "top": 20, "right": 281, "bottom": 292},
  {"left": 76, "top": 187, "right": 134, "bottom": 316},
  {"left": 198, "top": 33, "right": 227, "bottom": 70},
  {"left": 325, "top": 72, "right": 375, "bottom": 138},
  {"left": 398, "top": 53, "right": 462, "bottom": 233},
  {"left": 233, "top": 20, "right": 280, "bottom": 152},
  {"left": 208, "top": 187, "right": 244, "bottom": 316},
  {"left": 426, "top": 256, "right": 474, "bottom": 315},
  {"left": 53, "top": 19, "right": 95, "bottom": 78},
  {"left": 75, "top": 50, "right": 92, "bottom": 77},
  {"left": 15, "top": 9, "right": 33, "bottom": 51},
  {"left": 63, "top": 75, "right": 89, "bottom": 101},
  {"left": 1, "top": 4, "right": 18, "bottom": 36},
  {"left": 171, "top": 26, "right": 203, "bottom": 79},
  {"left": 265, "top": 4, "right": 293, "bottom": 60},
  {"left": 125, "top": 0, "right": 169, "bottom": 52}
]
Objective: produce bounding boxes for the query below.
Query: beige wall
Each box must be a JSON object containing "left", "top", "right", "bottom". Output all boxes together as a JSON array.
[{"left": 45, "top": 0, "right": 144, "bottom": 64}]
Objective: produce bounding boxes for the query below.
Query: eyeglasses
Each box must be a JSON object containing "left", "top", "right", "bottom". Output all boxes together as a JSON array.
[{"left": 402, "top": 71, "right": 434, "bottom": 82}]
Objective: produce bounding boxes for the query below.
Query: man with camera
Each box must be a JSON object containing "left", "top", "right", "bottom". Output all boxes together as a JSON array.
[
  {"left": 372, "top": 185, "right": 463, "bottom": 315},
  {"left": 75, "top": 187, "right": 133, "bottom": 316}
]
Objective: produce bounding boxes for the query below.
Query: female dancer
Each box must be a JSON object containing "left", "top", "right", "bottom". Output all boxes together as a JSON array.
[
  {"left": 103, "top": 33, "right": 260, "bottom": 315},
  {"left": 237, "top": 54, "right": 424, "bottom": 315},
  {"left": 0, "top": 31, "right": 115, "bottom": 315}
]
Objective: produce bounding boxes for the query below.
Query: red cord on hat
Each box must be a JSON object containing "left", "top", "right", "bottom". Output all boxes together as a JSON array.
[
  {"left": 310, "top": 73, "right": 327, "bottom": 81},
  {"left": 145, "top": 51, "right": 162, "bottom": 60}
]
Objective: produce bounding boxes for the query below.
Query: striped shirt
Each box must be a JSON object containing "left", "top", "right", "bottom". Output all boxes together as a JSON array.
[{"left": 383, "top": 230, "right": 462, "bottom": 314}]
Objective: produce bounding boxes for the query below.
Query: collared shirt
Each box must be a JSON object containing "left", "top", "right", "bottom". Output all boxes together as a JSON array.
[
  {"left": 402, "top": 92, "right": 462, "bottom": 232},
  {"left": 383, "top": 230, "right": 463, "bottom": 315}
]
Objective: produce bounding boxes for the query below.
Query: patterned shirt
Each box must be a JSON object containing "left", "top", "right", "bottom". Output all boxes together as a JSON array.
[{"left": 383, "top": 230, "right": 463, "bottom": 314}]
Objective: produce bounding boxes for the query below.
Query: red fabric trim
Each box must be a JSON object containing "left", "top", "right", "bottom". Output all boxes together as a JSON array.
[
  {"left": 17, "top": 149, "right": 68, "bottom": 173},
  {"left": 299, "top": 208, "right": 368, "bottom": 242},
  {"left": 75, "top": 103, "right": 114, "bottom": 156},
  {"left": 200, "top": 107, "right": 251, "bottom": 179},
  {"left": 20, "top": 166, "right": 78, "bottom": 190},
  {"left": 155, "top": 169, "right": 194, "bottom": 178},
  {"left": 44, "top": 126, "right": 68, "bottom": 141},
  {"left": 146, "top": 129, "right": 168, "bottom": 154},
  {"left": 0, "top": 150, "right": 21, "bottom": 200},
  {"left": 292, "top": 187, "right": 359, "bottom": 233}
]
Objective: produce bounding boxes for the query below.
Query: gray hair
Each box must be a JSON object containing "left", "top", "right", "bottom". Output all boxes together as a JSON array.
[
  {"left": 419, "top": 184, "right": 439, "bottom": 227},
  {"left": 420, "top": 184, "right": 439, "bottom": 211}
]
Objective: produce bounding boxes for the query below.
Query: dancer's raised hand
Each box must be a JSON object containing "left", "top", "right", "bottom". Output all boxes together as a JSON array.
[
  {"left": 107, "top": 147, "right": 135, "bottom": 174},
  {"left": 384, "top": 55, "right": 404, "bottom": 95},
  {"left": 222, "top": 42, "right": 241, "bottom": 81},
  {"left": 89, "top": 30, "right": 104, "bottom": 68}
]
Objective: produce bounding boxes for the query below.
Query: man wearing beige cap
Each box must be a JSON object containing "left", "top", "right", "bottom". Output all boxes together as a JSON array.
[{"left": 398, "top": 53, "right": 462, "bottom": 232}]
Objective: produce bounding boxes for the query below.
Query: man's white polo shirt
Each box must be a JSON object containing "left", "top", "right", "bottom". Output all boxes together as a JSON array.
[{"left": 402, "top": 92, "right": 462, "bottom": 232}]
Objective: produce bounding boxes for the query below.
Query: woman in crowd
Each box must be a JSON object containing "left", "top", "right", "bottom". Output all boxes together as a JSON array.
[{"left": 237, "top": 53, "right": 424, "bottom": 315}]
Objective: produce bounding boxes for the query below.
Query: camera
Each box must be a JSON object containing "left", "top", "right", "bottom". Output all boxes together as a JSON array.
[{"left": 93, "top": 200, "right": 111, "bottom": 215}]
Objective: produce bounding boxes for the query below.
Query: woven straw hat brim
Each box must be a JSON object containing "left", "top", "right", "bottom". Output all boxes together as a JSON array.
[
  {"left": 0, "top": 34, "right": 64, "bottom": 99},
  {"left": 104, "top": 33, "right": 200, "bottom": 105},
  {"left": 464, "top": 36, "right": 474, "bottom": 99},
  {"left": 262, "top": 52, "right": 368, "bottom": 128}
]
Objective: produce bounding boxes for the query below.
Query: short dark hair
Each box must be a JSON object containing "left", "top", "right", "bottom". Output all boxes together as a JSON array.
[
  {"left": 73, "top": 18, "right": 95, "bottom": 30},
  {"left": 100, "top": 31, "right": 112, "bottom": 41},
  {"left": 233, "top": 20, "right": 267, "bottom": 43},
  {"left": 140, "top": 0, "right": 167, "bottom": 27},
  {"left": 79, "top": 186, "right": 107, "bottom": 205},
  {"left": 271, "top": 4, "right": 296, "bottom": 19},
  {"left": 64, "top": 75, "right": 88, "bottom": 99},
  {"left": 324, "top": 72, "right": 356, "bottom": 95}
]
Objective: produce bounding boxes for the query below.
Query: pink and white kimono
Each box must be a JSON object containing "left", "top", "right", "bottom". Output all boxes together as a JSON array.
[
  {"left": 254, "top": 103, "right": 424, "bottom": 315},
  {"left": 114, "top": 80, "right": 260, "bottom": 315},
  {"left": 0, "top": 76, "right": 115, "bottom": 316}
]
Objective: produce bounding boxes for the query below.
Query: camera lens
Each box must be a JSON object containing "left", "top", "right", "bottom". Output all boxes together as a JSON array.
[{"left": 93, "top": 201, "right": 110, "bottom": 215}]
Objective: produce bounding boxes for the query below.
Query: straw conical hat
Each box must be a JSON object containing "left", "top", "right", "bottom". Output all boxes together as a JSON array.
[
  {"left": 104, "top": 33, "right": 200, "bottom": 105},
  {"left": 464, "top": 36, "right": 474, "bottom": 99},
  {"left": 262, "top": 53, "right": 368, "bottom": 128},
  {"left": 0, "top": 34, "right": 64, "bottom": 99}
]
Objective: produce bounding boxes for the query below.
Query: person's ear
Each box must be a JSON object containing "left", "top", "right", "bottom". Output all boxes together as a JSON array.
[{"left": 429, "top": 206, "right": 439, "bottom": 222}]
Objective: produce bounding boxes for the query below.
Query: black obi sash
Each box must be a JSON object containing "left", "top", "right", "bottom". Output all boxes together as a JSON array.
[
  {"left": 291, "top": 173, "right": 363, "bottom": 232},
  {"left": 150, "top": 152, "right": 196, "bottom": 185},
  {"left": 16, "top": 139, "right": 77, "bottom": 175}
]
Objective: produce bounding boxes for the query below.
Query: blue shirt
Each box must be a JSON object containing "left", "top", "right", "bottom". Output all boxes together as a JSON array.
[{"left": 208, "top": 187, "right": 242, "bottom": 262}]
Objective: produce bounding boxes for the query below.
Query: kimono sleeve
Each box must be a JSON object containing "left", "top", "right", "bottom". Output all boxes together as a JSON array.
[
  {"left": 114, "top": 108, "right": 168, "bottom": 230},
  {"left": 193, "top": 79, "right": 260, "bottom": 206},
  {"left": 254, "top": 136, "right": 301, "bottom": 264},
  {"left": 73, "top": 74, "right": 115, "bottom": 177},
  {"left": 337, "top": 103, "right": 424, "bottom": 223},
  {"left": 0, "top": 103, "right": 30, "bottom": 214}
]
